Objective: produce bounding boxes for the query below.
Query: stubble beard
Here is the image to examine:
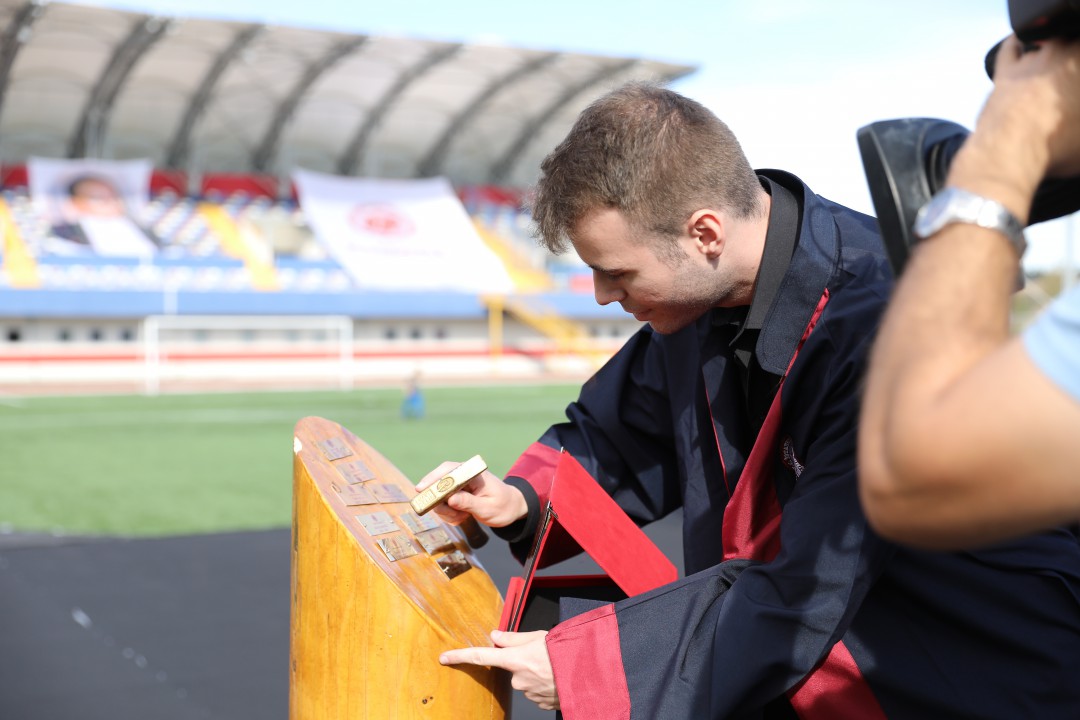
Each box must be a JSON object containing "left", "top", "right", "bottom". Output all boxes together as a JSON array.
[{"left": 645, "top": 267, "right": 721, "bottom": 335}]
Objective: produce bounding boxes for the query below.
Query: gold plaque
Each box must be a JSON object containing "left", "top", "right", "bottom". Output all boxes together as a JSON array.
[
  {"left": 317, "top": 438, "right": 353, "bottom": 461},
  {"left": 437, "top": 551, "right": 472, "bottom": 580},
  {"left": 355, "top": 511, "right": 398, "bottom": 536},
  {"left": 338, "top": 460, "right": 377, "bottom": 484},
  {"left": 335, "top": 484, "right": 378, "bottom": 506},
  {"left": 371, "top": 483, "right": 409, "bottom": 504},
  {"left": 400, "top": 513, "right": 441, "bottom": 534},
  {"left": 414, "top": 528, "right": 454, "bottom": 555},
  {"left": 378, "top": 533, "right": 420, "bottom": 561},
  {"left": 410, "top": 455, "right": 487, "bottom": 516}
]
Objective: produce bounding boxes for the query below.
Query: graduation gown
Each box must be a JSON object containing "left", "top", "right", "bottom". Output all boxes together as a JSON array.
[{"left": 500, "top": 171, "right": 1080, "bottom": 719}]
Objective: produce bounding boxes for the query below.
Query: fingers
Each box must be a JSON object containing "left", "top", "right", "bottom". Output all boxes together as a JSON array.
[
  {"left": 438, "top": 635, "right": 543, "bottom": 668},
  {"left": 524, "top": 693, "right": 559, "bottom": 711},
  {"left": 491, "top": 629, "right": 548, "bottom": 648},
  {"left": 430, "top": 501, "right": 472, "bottom": 525},
  {"left": 443, "top": 485, "right": 481, "bottom": 514},
  {"left": 415, "top": 461, "right": 477, "bottom": 524},
  {"left": 442, "top": 637, "right": 560, "bottom": 712},
  {"left": 415, "top": 461, "right": 461, "bottom": 491},
  {"left": 415, "top": 465, "right": 528, "bottom": 527},
  {"left": 439, "top": 646, "right": 507, "bottom": 670}
]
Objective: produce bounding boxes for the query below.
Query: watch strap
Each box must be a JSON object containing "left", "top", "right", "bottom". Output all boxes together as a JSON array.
[{"left": 914, "top": 187, "right": 1027, "bottom": 256}]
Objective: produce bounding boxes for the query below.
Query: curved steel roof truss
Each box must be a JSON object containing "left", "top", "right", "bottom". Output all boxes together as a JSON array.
[
  {"left": 250, "top": 34, "right": 369, "bottom": 173},
  {"left": 336, "top": 42, "right": 462, "bottom": 177},
  {"left": 0, "top": 1, "right": 45, "bottom": 124},
  {"left": 165, "top": 23, "right": 262, "bottom": 170},
  {"left": 490, "top": 58, "right": 640, "bottom": 185},
  {"left": 415, "top": 51, "right": 560, "bottom": 178},
  {"left": 68, "top": 13, "right": 171, "bottom": 158},
  {"left": 0, "top": 1, "right": 696, "bottom": 186}
]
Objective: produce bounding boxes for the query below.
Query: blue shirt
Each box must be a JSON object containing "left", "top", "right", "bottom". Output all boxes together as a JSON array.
[{"left": 1024, "top": 284, "right": 1080, "bottom": 403}]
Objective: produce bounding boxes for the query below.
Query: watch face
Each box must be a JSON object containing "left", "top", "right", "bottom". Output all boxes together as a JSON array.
[{"left": 914, "top": 190, "right": 953, "bottom": 239}]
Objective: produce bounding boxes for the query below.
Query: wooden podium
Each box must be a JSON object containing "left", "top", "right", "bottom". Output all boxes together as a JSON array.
[{"left": 290, "top": 416, "right": 510, "bottom": 719}]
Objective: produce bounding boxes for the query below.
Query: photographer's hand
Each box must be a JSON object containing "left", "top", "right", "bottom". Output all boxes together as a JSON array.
[
  {"left": 859, "top": 34, "right": 1080, "bottom": 549},
  {"left": 957, "top": 35, "right": 1080, "bottom": 220}
]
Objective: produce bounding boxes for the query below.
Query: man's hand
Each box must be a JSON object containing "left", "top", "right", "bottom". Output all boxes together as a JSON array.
[
  {"left": 440, "top": 630, "right": 559, "bottom": 711},
  {"left": 415, "top": 462, "right": 528, "bottom": 528},
  {"left": 858, "top": 33, "right": 1080, "bottom": 548},
  {"left": 956, "top": 35, "right": 1080, "bottom": 222}
]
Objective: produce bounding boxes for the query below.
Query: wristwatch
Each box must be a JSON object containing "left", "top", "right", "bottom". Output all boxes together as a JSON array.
[{"left": 913, "top": 186, "right": 1027, "bottom": 256}]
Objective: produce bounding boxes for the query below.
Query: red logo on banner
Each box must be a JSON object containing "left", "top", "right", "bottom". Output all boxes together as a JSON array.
[{"left": 348, "top": 204, "right": 415, "bottom": 237}]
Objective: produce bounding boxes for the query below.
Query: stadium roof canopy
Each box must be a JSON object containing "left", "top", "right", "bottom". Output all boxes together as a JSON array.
[{"left": 0, "top": 0, "right": 695, "bottom": 190}]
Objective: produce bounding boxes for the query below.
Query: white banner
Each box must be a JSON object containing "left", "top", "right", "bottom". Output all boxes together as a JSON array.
[
  {"left": 28, "top": 157, "right": 157, "bottom": 257},
  {"left": 293, "top": 170, "right": 514, "bottom": 293}
]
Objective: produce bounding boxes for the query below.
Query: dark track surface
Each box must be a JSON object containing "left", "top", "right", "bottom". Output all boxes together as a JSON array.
[{"left": 0, "top": 515, "right": 683, "bottom": 720}]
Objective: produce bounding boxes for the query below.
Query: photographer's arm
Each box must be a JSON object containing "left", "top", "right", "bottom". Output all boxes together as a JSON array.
[{"left": 859, "top": 35, "right": 1080, "bottom": 549}]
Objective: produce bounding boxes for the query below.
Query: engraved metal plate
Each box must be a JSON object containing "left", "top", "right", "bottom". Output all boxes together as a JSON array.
[
  {"left": 437, "top": 551, "right": 472, "bottom": 580},
  {"left": 371, "top": 483, "right": 409, "bottom": 504},
  {"left": 355, "top": 511, "right": 398, "bottom": 536},
  {"left": 400, "top": 512, "right": 440, "bottom": 534},
  {"left": 414, "top": 527, "right": 454, "bottom": 555},
  {"left": 317, "top": 438, "right": 353, "bottom": 461},
  {"left": 378, "top": 533, "right": 420, "bottom": 561},
  {"left": 410, "top": 455, "right": 487, "bottom": 515},
  {"left": 338, "top": 460, "right": 377, "bottom": 484},
  {"left": 335, "top": 484, "right": 378, "bottom": 506}
]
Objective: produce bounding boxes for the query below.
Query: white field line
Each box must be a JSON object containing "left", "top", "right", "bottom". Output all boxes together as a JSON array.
[{"left": 0, "top": 407, "right": 342, "bottom": 431}]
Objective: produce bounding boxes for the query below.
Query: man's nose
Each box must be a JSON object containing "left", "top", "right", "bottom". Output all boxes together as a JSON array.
[{"left": 592, "top": 271, "right": 624, "bottom": 306}]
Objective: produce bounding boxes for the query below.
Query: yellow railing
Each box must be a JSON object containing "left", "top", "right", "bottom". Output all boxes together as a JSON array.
[
  {"left": 0, "top": 197, "right": 40, "bottom": 288},
  {"left": 485, "top": 294, "right": 610, "bottom": 368},
  {"left": 197, "top": 203, "right": 280, "bottom": 290},
  {"left": 473, "top": 220, "right": 552, "bottom": 292}
]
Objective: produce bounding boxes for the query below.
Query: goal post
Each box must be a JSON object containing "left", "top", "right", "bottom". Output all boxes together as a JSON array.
[{"left": 142, "top": 315, "right": 354, "bottom": 395}]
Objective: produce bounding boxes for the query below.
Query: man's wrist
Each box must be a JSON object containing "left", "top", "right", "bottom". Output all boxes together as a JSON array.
[
  {"left": 914, "top": 186, "right": 1027, "bottom": 257},
  {"left": 948, "top": 124, "right": 1044, "bottom": 225},
  {"left": 491, "top": 477, "right": 540, "bottom": 544}
]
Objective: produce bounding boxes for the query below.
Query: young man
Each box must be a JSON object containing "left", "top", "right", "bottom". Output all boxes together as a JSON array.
[
  {"left": 859, "top": 34, "right": 1080, "bottom": 548},
  {"left": 421, "top": 83, "right": 1080, "bottom": 718}
]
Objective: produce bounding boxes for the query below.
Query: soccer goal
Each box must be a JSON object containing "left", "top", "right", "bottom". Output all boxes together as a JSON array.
[{"left": 141, "top": 315, "right": 354, "bottom": 395}]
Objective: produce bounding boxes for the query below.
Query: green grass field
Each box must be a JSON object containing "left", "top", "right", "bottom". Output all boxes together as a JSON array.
[{"left": 0, "top": 383, "right": 580, "bottom": 537}]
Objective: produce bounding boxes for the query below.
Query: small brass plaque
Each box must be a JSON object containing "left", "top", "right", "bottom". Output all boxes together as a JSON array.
[
  {"left": 378, "top": 533, "right": 420, "bottom": 561},
  {"left": 414, "top": 527, "right": 454, "bottom": 555},
  {"left": 335, "top": 484, "right": 377, "bottom": 506},
  {"left": 356, "top": 511, "right": 398, "bottom": 536},
  {"left": 410, "top": 455, "right": 488, "bottom": 516},
  {"left": 317, "top": 438, "right": 353, "bottom": 461},
  {"left": 437, "top": 551, "right": 471, "bottom": 580},
  {"left": 400, "top": 513, "right": 440, "bottom": 534},
  {"left": 338, "top": 460, "right": 377, "bottom": 484},
  {"left": 371, "top": 484, "right": 409, "bottom": 504}
]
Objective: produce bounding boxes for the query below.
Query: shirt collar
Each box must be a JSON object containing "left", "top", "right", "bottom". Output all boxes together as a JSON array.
[
  {"left": 713, "top": 175, "right": 801, "bottom": 337},
  {"left": 742, "top": 175, "right": 801, "bottom": 332}
]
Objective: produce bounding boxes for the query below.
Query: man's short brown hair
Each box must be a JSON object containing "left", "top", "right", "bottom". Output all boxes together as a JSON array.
[{"left": 530, "top": 82, "right": 763, "bottom": 254}]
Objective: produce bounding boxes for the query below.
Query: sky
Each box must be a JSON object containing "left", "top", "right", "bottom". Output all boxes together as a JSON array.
[{"left": 69, "top": 0, "right": 1076, "bottom": 272}]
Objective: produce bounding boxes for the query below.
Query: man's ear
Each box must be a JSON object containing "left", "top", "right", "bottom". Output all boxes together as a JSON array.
[{"left": 688, "top": 209, "right": 724, "bottom": 258}]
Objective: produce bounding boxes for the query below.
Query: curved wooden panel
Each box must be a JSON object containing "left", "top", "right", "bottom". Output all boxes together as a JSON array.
[{"left": 289, "top": 416, "right": 509, "bottom": 719}]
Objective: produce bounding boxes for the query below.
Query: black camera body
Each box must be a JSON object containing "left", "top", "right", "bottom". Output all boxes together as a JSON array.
[
  {"left": 858, "top": 0, "right": 1080, "bottom": 274},
  {"left": 1010, "top": 0, "right": 1080, "bottom": 41}
]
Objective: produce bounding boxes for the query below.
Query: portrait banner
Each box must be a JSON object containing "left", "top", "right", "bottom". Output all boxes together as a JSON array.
[
  {"left": 293, "top": 170, "right": 514, "bottom": 293},
  {"left": 28, "top": 157, "right": 157, "bottom": 258}
]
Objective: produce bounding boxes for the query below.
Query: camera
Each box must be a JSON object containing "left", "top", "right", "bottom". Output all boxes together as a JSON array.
[{"left": 858, "top": 0, "right": 1080, "bottom": 274}]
